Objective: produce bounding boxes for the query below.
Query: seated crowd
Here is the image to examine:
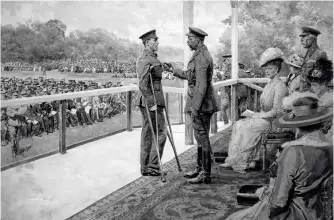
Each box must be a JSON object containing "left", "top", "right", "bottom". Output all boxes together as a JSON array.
[
  {"left": 1, "top": 59, "right": 183, "bottom": 79},
  {"left": 220, "top": 26, "right": 333, "bottom": 220},
  {"left": 1, "top": 76, "right": 131, "bottom": 146}
]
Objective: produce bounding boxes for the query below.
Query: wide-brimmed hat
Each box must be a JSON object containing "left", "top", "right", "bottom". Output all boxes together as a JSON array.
[
  {"left": 275, "top": 96, "right": 332, "bottom": 128},
  {"left": 259, "top": 47, "right": 284, "bottom": 67},
  {"left": 286, "top": 54, "right": 303, "bottom": 68}
]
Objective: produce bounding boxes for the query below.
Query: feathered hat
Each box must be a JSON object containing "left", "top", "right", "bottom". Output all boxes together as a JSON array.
[{"left": 259, "top": 47, "right": 284, "bottom": 67}]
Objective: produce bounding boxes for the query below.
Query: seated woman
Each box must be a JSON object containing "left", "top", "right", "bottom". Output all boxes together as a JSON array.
[
  {"left": 226, "top": 96, "right": 333, "bottom": 220},
  {"left": 220, "top": 48, "right": 287, "bottom": 173}
]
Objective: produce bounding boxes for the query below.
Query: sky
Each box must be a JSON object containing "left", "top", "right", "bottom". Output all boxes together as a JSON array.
[{"left": 1, "top": 1, "right": 232, "bottom": 56}]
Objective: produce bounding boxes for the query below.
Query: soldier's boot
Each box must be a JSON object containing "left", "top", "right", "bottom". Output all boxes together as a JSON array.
[
  {"left": 76, "top": 112, "right": 84, "bottom": 126},
  {"left": 73, "top": 115, "right": 79, "bottom": 126},
  {"left": 43, "top": 117, "right": 50, "bottom": 134},
  {"left": 55, "top": 114, "right": 59, "bottom": 130},
  {"left": 48, "top": 117, "right": 55, "bottom": 133},
  {"left": 83, "top": 112, "right": 92, "bottom": 125},
  {"left": 89, "top": 109, "right": 95, "bottom": 123},
  {"left": 187, "top": 171, "right": 211, "bottom": 184},
  {"left": 183, "top": 166, "right": 201, "bottom": 178},
  {"left": 21, "top": 124, "right": 28, "bottom": 138},
  {"left": 97, "top": 109, "right": 103, "bottom": 122},
  {"left": 27, "top": 122, "right": 33, "bottom": 137}
]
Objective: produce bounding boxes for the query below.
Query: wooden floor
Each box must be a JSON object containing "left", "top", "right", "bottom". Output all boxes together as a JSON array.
[{"left": 1, "top": 121, "right": 230, "bottom": 220}]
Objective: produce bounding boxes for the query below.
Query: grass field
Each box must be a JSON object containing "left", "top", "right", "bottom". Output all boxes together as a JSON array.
[{"left": 1, "top": 70, "right": 185, "bottom": 168}]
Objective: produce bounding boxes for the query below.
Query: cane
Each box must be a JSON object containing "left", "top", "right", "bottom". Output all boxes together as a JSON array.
[
  {"left": 145, "top": 104, "right": 166, "bottom": 182},
  {"left": 163, "top": 107, "right": 182, "bottom": 172}
]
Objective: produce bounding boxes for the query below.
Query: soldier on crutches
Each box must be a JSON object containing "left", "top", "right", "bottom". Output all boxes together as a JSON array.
[{"left": 136, "top": 30, "right": 168, "bottom": 179}]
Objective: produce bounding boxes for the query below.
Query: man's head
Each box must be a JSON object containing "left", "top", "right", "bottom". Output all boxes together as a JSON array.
[
  {"left": 139, "top": 30, "right": 159, "bottom": 52},
  {"left": 186, "top": 27, "right": 207, "bottom": 51},
  {"left": 299, "top": 27, "right": 321, "bottom": 49}
]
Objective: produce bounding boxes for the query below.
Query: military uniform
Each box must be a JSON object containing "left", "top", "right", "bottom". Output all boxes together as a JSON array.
[
  {"left": 299, "top": 27, "right": 328, "bottom": 91},
  {"left": 174, "top": 27, "right": 218, "bottom": 183},
  {"left": 136, "top": 30, "right": 167, "bottom": 176}
]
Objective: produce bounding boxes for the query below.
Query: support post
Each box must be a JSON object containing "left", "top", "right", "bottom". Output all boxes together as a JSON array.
[
  {"left": 183, "top": 0, "right": 194, "bottom": 145},
  {"left": 230, "top": 1, "right": 239, "bottom": 80},
  {"left": 126, "top": 91, "right": 133, "bottom": 131},
  {"left": 231, "top": 85, "right": 238, "bottom": 124},
  {"left": 58, "top": 100, "right": 67, "bottom": 154},
  {"left": 210, "top": 112, "right": 218, "bottom": 134},
  {"left": 179, "top": 94, "right": 184, "bottom": 123}
]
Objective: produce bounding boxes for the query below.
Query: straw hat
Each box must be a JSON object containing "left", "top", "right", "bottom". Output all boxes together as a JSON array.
[
  {"left": 274, "top": 96, "right": 332, "bottom": 128},
  {"left": 259, "top": 47, "right": 284, "bottom": 67},
  {"left": 286, "top": 54, "right": 303, "bottom": 68}
]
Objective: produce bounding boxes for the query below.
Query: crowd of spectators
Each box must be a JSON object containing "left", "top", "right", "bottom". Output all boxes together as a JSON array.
[{"left": 1, "top": 76, "right": 133, "bottom": 150}]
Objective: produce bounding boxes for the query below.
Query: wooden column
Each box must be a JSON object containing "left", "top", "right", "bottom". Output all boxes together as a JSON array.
[
  {"left": 179, "top": 94, "right": 184, "bottom": 123},
  {"left": 230, "top": 1, "right": 240, "bottom": 124},
  {"left": 58, "top": 100, "right": 67, "bottom": 154},
  {"left": 230, "top": 1, "right": 239, "bottom": 80},
  {"left": 183, "top": 0, "right": 194, "bottom": 145},
  {"left": 231, "top": 85, "right": 238, "bottom": 124},
  {"left": 126, "top": 91, "right": 133, "bottom": 132},
  {"left": 210, "top": 113, "right": 218, "bottom": 134}
]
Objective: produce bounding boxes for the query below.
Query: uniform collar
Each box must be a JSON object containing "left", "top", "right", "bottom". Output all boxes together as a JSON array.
[
  {"left": 304, "top": 41, "right": 320, "bottom": 59},
  {"left": 143, "top": 48, "right": 158, "bottom": 58},
  {"left": 190, "top": 44, "right": 208, "bottom": 60}
]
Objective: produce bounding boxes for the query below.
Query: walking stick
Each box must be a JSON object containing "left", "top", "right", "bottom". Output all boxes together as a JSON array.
[
  {"left": 145, "top": 104, "right": 166, "bottom": 182},
  {"left": 163, "top": 107, "right": 182, "bottom": 172}
]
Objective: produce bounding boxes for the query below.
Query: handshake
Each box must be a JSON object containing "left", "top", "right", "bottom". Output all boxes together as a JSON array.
[
  {"left": 162, "top": 62, "right": 175, "bottom": 73},
  {"left": 162, "top": 62, "right": 176, "bottom": 80}
]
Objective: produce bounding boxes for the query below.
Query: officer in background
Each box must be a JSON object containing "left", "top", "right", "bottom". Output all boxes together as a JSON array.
[
  {"left": 299, "top": 26, "right": 328, "bottom": 91},
  {"left": 136, "top": 30, "right": 167, "bottom": 176},
  {"left": 172, "top": 27, "right": 219, "bottom": 184}
]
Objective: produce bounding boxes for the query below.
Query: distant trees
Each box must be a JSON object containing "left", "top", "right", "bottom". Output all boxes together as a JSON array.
[
  {"left": 1, "top": 19, "right": 183, "bottom": 63},
  {"left": 216, "top": 1, "right": 333, "bottom": 76}
]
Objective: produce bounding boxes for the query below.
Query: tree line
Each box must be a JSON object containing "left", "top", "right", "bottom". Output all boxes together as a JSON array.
[
  {"left": 1, "top": 19, "right": 183, "bottom": 64},
  {"left": 216, "top": 1, "right": 333, "bottom": 76}
]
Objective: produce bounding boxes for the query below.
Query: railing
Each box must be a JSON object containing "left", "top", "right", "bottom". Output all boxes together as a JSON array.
[{"left": 1, "top": 77, "right": 285, "bottom": 170}]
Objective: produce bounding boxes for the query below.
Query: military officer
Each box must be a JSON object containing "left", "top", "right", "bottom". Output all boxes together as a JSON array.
[
  {"left": 136, "top": 29, "right": 167, "bottom": 176},
  {"left": 172, "top": 27, "right": 219, "bottom": 184},
  {"left": 299, "top": 26, "right": 328, "bottom": 91}
]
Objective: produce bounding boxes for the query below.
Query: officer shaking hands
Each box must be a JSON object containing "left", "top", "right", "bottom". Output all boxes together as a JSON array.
[
  {"left": 171, "top": 27, "right": 219, "bottom": 184},
  {"left": 136, "top": 30, "right": 167, "bottom": 177}
]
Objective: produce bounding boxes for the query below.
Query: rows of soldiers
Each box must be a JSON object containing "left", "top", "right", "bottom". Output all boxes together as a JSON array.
[{"left": 1, "top": 76, "right": 129, "bottom": 146}]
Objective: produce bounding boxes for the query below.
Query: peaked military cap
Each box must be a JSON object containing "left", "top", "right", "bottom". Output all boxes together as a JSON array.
[
  {"left": 299, "top": 27, "right": 321, "bottom": 37},
  {"left": 139, "top": 30, "right": 158, "bottom": 42},
  {"left": 186, "top": 27, "right": 208, "bottom": 40}
]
